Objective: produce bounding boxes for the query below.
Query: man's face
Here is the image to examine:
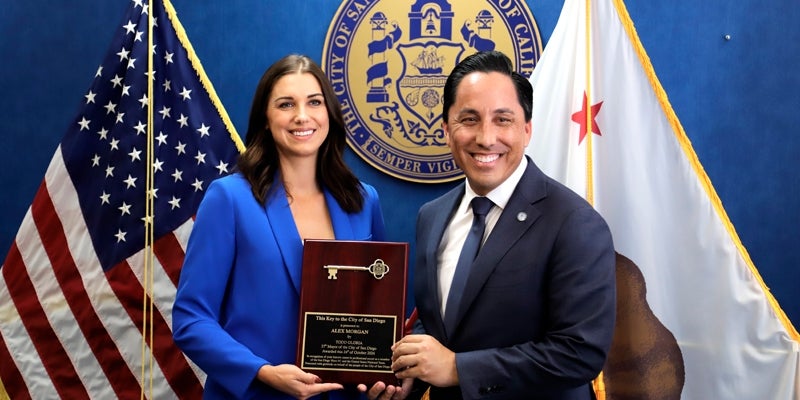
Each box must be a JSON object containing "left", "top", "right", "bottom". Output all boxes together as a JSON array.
[{"left": 443, "top": 71, "right": 531, "bottom": 195}]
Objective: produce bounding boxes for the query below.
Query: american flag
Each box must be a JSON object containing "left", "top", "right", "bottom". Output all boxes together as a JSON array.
[{"left": 0, "top": 0, "right": 242, "bottom": 398}]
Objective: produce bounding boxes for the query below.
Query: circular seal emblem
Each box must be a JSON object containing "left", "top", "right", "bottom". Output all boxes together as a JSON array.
[{"left": 323, "top": 0, "right": 543, "bottom": 183}]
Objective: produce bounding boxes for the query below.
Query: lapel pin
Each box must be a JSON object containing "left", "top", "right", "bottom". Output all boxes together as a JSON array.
[{"left": 517, "top": 212, "right": 527, "bottom": 222}]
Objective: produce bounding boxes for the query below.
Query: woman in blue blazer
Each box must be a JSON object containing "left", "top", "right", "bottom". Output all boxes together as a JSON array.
[{"left": 172, "top": 55, "right": 387, "bottom": 399}]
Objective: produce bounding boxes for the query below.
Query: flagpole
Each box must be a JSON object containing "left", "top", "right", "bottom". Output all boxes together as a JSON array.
[
  {"left": 141, "top": 1, "right": 156, "bottom": 399},
  {"left": 583, "top": 0, "right": 607, "bottom": 398},
  {"left": 584, "top": 0, "right": 595, "bottom": 207}
]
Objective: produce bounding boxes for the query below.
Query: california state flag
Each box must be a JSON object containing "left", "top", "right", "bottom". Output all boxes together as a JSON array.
[{"left": 527, "top": 0, "right": 800, "bottom": 398}]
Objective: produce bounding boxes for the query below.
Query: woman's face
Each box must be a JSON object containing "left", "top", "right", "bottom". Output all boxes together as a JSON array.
[{"left": 266, "top": 72, "right": 329, "bottom": 162}]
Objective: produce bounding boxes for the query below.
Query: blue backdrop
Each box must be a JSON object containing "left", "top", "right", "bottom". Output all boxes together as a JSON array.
[{"left": 1, "top": 0, "right": 798, "bottom": 327}]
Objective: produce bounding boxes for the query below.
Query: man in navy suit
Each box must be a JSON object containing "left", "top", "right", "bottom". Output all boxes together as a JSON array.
[{"left": 389, "top": 51, "right": 616, "bottom": 400}]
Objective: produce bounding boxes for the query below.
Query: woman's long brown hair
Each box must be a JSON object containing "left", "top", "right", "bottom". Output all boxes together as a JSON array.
[{"left": 237, "top": 54, "right": 364, "bottom": 212}]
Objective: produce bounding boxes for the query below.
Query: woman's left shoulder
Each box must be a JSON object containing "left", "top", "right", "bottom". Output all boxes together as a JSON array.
[{"left": 359, "top": 181, "right": 379, "bottom": 199}]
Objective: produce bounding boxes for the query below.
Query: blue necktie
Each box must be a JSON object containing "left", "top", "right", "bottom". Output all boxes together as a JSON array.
[{"left": 445, "top": 196, "right": 493, "bottom": 334}]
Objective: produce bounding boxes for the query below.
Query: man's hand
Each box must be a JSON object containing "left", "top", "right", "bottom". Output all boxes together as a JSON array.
[
  {"left": 257, "top": 364, "right": 343, "bottom": 400},
  {"left": 357, "top": 378, "right": 413, "bottom": 400},
  {"left": 391, "top": 334, "right": 458, "bottom": 387}
]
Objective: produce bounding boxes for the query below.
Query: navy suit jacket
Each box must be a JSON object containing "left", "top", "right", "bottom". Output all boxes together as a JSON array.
[
  {"left": 413, "top": 158, "right": 616, "bottom": 400},
  {"left": 172, "top": 173, "right": 385, "bottom": 399}
]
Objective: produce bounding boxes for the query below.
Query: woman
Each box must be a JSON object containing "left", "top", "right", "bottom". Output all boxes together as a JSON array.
[{"left": 172, "top": 54, "right": 387, "bottom": 399}]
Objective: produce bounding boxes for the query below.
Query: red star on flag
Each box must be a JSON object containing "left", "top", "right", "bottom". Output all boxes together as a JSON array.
[{"left": 571, "top": 91, "right": 603, "bottom": 144}]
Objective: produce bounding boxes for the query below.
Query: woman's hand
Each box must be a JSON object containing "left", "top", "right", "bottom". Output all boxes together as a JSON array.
[
  {"left": 257, "top": 364, "right": 343, "bottom": 400},
  {"left": 357, "top": 378, "right": 413, "bottom": 400}
]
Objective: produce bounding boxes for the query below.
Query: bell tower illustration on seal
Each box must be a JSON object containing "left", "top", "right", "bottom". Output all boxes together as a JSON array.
[{"left": 408, "top": 0, "right": 454, "bottom": 40}]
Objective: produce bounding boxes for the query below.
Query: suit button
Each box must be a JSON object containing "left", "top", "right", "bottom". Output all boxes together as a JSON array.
[
  {"left": 478, "top": 385, "right": 503, "bottom": 395},
  {"left": 479, "top": 385, "right": 499, "bottom": 394}
]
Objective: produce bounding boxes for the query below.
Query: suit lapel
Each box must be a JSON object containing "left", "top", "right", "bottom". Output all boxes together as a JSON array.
[
  {"left": 451, "top": 160, "right": 548, "bottom": 331},
  {"left": 265, "top": 181, "right": 304, "bottom": 295}
]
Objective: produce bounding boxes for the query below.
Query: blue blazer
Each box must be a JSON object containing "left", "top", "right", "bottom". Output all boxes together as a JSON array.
[
  {"left": 413, "top": 158, "right": 616, "bottom": 400},
  {"left": 172, "top": 173, "right": 386, "bottom": 399}
]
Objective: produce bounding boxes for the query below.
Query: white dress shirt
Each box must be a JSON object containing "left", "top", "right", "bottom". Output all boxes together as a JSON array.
[{"left": 437, "top": 157, "right": 528, "bottom": 318}]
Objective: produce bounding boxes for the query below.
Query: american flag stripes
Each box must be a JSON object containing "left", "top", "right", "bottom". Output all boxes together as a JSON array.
[{"left": 0, "top": 0, "right": 242, "bottom": 398}]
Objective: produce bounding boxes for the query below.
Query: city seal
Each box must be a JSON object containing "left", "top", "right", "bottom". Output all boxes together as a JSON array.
[{"left": 323, "top": 0, "right": 543, "bottom": 183}]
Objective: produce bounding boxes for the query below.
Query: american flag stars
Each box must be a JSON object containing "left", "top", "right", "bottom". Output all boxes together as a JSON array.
[
  {"left": 0, "top": 1, "right": 239, "bottom": 397},
  {"left": 58, "top": 1, "right": 239, "bottom": 270}
]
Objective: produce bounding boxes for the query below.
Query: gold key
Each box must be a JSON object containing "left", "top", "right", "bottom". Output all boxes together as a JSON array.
[{"left": 324, "top": 259, "right": 390, "bottom": 280}]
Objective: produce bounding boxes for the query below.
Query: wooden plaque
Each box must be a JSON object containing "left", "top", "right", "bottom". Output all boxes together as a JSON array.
[{"left": 297, "top": 240, "right": 409, "bottom": 386}]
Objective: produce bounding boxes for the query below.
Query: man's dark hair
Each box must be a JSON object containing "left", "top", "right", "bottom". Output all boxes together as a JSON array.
[{"left": 441, "top": 50, "right": 533, "bottom": 123}]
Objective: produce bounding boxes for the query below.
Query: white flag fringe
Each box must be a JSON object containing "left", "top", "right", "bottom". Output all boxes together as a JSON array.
[{"left": 527, "top": 0, "right": 800, "bottom": 398}]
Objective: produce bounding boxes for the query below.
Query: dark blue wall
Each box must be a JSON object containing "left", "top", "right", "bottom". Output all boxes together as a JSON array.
[{"left": 1, "top": 1, "right": 797, "bottom": 326}]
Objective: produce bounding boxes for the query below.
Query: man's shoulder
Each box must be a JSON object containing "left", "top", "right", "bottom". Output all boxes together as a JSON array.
[
  {"left": 541, "top": 174, "right": 589, "bottom": 203},
  {"left": 419, "top": 182, "right": 464, "bottom": 213},
  {"left": 520, "top": 161, "right": 593, "bottom": 208},
  {"left": 512, "top": 163, "right": 606, "bottom": 225}
]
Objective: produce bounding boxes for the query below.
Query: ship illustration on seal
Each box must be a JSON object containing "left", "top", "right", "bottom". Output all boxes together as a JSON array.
[{"left": 411, "top": 48, "right": 444, "bottom": 74}]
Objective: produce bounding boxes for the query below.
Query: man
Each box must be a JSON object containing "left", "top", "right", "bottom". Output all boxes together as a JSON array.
[{"left": 390, "top": 51, "right": 616, "bottom": 399}]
